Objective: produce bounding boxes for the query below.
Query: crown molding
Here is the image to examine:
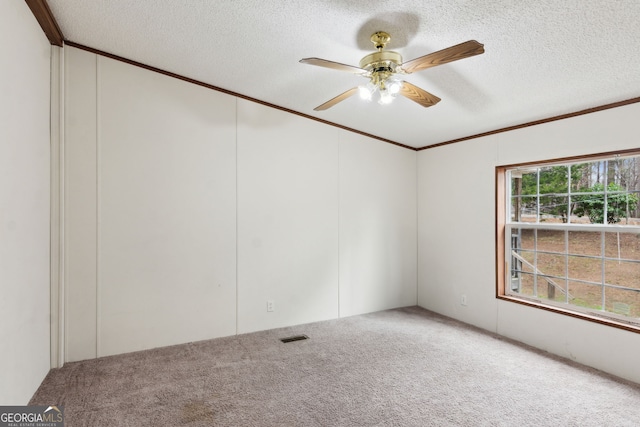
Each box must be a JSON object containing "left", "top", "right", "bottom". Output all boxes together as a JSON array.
[
  {"left": 418, "top": 96, "right": 640, "bottom": 151},
  {"left": 25, "top": 0, "right": 63, "bottom": 46}
]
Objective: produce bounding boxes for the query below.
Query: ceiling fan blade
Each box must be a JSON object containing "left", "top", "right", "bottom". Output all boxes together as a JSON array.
[
  {"left": 399, "top": 82, "right": 441, "bottom": 108},
  {"left": 314, "top": 87, "right": 359, "bottom": 111},
  {"left": 401, "top": 40, "right": 484, "bottom": 74},
  {"left": 300, "top": 58, "right": 366, "bottom": 74}
]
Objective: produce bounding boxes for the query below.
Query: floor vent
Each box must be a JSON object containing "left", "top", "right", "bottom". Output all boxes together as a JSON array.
[{"left": 280, "top": 334, "right": 309, "bottom": 343}]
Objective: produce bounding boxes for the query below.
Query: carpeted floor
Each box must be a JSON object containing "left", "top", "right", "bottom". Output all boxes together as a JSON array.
[{"left": 31, "top": 306, "right": 640, "bottom": 426}]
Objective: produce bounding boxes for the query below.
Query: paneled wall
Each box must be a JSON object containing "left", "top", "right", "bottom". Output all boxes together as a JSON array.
[
  {"left": 339, "top": 133, "right": 417, "bottom": 317},
  {"left": 63, "top": 46, "right": 418, "bottom": 361},
  {"left": 97, "top": 57, "right": 238, "bottom": 356},
  {"left": 417, "top": 102, "right": 640, "bottom": 384},
  {"left": 237, "top": 101, "right": 340, "bottom": 333},
  {"left": 65, "top": 47, "right": 98, "bottom": 361},
  {"left": 0, "top": 1, "right": 51, "bottom": 404}
]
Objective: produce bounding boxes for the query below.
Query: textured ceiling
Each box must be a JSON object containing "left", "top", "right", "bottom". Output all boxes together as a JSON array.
[{"left": 48, "top": 0, "right": 640, "bottom": 148}]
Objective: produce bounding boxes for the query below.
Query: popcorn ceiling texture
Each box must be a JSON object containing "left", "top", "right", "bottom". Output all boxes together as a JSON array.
[{"left": 48, "top": 0, "right": 640, "bottom": 148}]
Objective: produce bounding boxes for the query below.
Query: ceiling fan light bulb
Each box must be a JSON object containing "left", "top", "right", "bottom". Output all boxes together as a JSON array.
[
  {"left": 358, "top": 85, "right": 373, "bottom": 101},
  {"left": 358, "top": 82, "right": 377, "bottom": 101},
  {"left": 387, "top": 79, "right": 402, "bottom": 95},
  {"left": 378, "top": 89, "right": 394, "bottom": 105}
]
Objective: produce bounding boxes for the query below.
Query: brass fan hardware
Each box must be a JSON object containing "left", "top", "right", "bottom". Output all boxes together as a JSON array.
[
  {"left": 300, "top": 32, "right": 484, "bottom": 111},
  {"left": 370, "top": 31, "right": 391, "bottom": 50}
]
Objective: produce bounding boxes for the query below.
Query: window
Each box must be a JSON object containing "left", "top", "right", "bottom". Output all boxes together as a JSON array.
[{"left": 497, "top": 150, "right": 640, "bottom": 332}]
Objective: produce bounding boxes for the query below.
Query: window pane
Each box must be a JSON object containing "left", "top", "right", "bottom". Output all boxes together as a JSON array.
[
  {"left": 513, "top": 249, "right": 535, "bottom": 268},
  {"left": 605, "top": 260, "right": 640, "bottom": 291},
  {"left": 571, "top": 161, "right": 606, "bottom": 193},
  {"left": 607, "top": 187, "right": 639, "bottom": 226},
  {"left": 572, "top": 190, "right": 606, "bottom": 224},
  {"left": 569, "top": 281, "right": 602, "bottom": 311},
  {"left": 568, "top": 210, "right": 590, "bottom": 224},
  {"left": 510, "top": 227, "right": 535, "bottom": 294},
  {"left": 510, "top": 175, "right": 524, "bottom": 222},
  {"left": 510, "top": 197, "right": 520, "bottom": 222},
  {"left": 519, "top": 228, "right": 535, "bottom": 251},
  {"left": 568, "top": 230, "right": 601, "bottom": 257},
  {"left": 512, "top": 196, "right": 537, "bottom": 222},
  {"left": 539, "top": 196, "right": 568, "bottom": 222},
  {"left": 517, "top": 169, "right": 538, "bottom": 196},
  {"left": 568, "top": 255, "right": 602, "bottom": 283},
  {"left": 570, "top": 163, "right": 590, "bottom": 193},
  {"left": 604, "top": 232, "right": 640, "bottom": 260},
  {"left": 514, "top": 272, "right": 535, "bottom": 295},
  {"left": 539, "top": 166, "right": 568, "bottom": 194},
  {"left": 537, "top": 276, "right": 565, "bottom": 301},
  {"left": 537, "top": 252, "right": 566, "bottom": 279},
  {"left": 511, "top": 169, "right": 538, "bottom": 222},
  {"left": 536, "top": 229, "right": 565, "bottom": 253},
  {"left": 512, "top": 251, "right": 535, "bottom": 274},
  {"left": 604, "top": 289, "right": 640, "bottom": 318}
]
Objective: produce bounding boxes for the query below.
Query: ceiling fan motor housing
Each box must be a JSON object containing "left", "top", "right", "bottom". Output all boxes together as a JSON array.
[{"left": 359, "top": 50, "right": 403, "bottom": 73}]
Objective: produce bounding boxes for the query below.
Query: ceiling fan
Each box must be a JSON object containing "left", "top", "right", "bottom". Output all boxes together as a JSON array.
[{"left": 300, "top": 31, "right": 484, "bottom": 111}]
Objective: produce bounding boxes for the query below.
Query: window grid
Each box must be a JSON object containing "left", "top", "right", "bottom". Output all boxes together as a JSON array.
[
  {"left": 510, "top": 234, "right": 640, "bottom": 291},
  {"left": 507, "top": 224, "right": 640, "bottom": 324},
  {"left": 505, "top": 154, "right": 640, "bottom": 327}
]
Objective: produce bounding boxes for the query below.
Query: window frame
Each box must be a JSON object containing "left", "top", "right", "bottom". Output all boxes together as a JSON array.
[{"left": 496, "top": 148, "right": 640, "bottom": 334}]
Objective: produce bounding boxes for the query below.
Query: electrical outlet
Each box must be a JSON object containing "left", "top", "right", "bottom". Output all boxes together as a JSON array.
[
  {"left": 461, "top": 294, "right": 467, "bottom": 306},
  {"left": 267, "top": 300, "right": 275, "bottom": 312}
]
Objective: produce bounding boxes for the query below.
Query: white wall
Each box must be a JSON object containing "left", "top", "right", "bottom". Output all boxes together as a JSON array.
[
  {"left": 237, "top": 101, "right": 340, "bottom": 333},
  {"left": 418, "top": 137, "right": 499, "bottom": 332},
  {"left": 63, "top": 47, "right": 418, "bottom": 359},
  {"left": 0, "top": 1, "right": 51, "bottom": 404},
  {"left": 418, "top": 102, "right": 640, "bottom": 383},
  {"left": 237, "top": 108, "right": 418, "bottom": 333},
  {"left": 64, "top": 47, "right": 98, "bottom": 361},
  {"left": 339, "top": 133, "right": 417, "bottom": 317},
  {"left": 65, "top": 51, "right": 238, "bottom": 360},
  {"left": 97, "top": 57, "right": 237, "bottom": 357}
]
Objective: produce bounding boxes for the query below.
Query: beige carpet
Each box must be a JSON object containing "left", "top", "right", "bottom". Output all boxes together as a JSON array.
[{"left": 31, "top": 306, "right": 640, "bottom": 426}]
